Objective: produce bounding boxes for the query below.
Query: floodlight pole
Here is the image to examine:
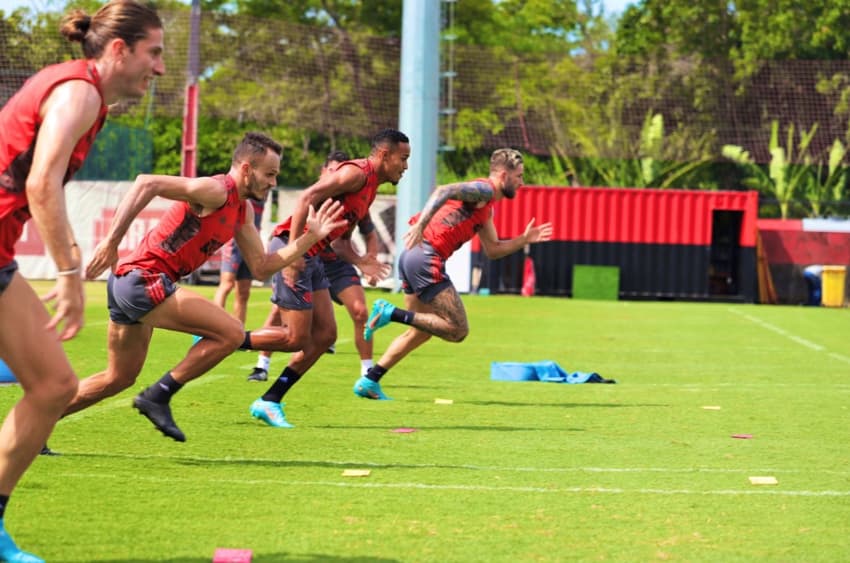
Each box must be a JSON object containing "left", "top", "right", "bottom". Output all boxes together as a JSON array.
[
  {"left": 181, "top": 0, "right": 201, "bottom": 178},
  {"left": 395, "top": 0, "right": 440, "bottom": 290}
]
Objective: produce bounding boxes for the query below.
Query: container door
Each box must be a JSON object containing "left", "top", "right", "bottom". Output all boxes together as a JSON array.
[{"left": 709, "top": 210, "right": 743, "bottom": 296}]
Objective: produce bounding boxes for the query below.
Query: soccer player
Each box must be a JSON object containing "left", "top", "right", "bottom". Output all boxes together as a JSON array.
[
  {"left": 354, "top": 148, "right": 553, "bottom": 400},
  {"left": 213, "top": 193, "right": 268, "bottom": 323},
  {"left": 249, "top": 130, "right": 410, "bottom": 428},
  {"left": 62, "top": 132, "right": 346, "bottom": 443},
  {"left": 0, "top": 2, "right": 164, "bottom": 559},
  {"left": 247, "top": 151, "right": 380, "bottom": 382}
]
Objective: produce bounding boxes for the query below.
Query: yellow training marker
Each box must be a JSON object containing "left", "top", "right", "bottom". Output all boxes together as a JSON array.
[
  {"left": 342, "top": 469, "right": 371, "bottom": 477},
  {"left": 749, "top": 476, "right": 778, "bottom": 485},
  {"left": 701, "top": 406, "right": 722, "bottom": 410},
  {"left": 434, "top": 398, "right": 454, "bottom": 405}
]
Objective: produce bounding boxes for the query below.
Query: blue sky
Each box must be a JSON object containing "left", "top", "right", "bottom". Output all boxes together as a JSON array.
[{"left": 1, "top": 0, "right": 636, "bottom": 17}]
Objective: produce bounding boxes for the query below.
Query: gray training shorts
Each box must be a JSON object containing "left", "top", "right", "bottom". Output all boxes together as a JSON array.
[
  {"left": 398, "top": 241, "right": 453, "bottom": 304},
  {"left": 269, "top": 235, "right": 329, "bottom": 311},
  {"left": 107, "top": 269, "right": 178, "bottom": 324},
  {"left": 0, "top": 261, "right": 17, "bottom": 296}
]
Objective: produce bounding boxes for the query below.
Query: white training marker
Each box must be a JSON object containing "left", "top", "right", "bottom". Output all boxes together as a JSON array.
[
  {"left": 749, "top": 476, "right": 778, "bottom": 485},
  {"left": 701, "top": 406, "right": 722, "bottom": 410}
]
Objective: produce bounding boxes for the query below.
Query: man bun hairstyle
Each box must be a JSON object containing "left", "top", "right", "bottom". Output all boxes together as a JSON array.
[{"left": 60, "top": 0, "right": 162, "bottom": 59}]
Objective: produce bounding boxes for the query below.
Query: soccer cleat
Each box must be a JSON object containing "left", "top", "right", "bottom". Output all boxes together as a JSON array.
[
  {"left": 353, "top": 376, "right": 392, "bottom": 400},
  {"left": 39, "top": 444, "right": 59, "bottom": 456},
  {"left": 132, "top": 395, "right": 186, "bottom": 442},
  {"left": 326, "top": 343, "right": 336, "bottom": 354},
  {"left": 363, "top": 299, "right": 395, "bottom": 341},
  {"left": 247, "top": 367, "right": 268, "bottom": 382},
  {"left": 0, "top": 520, "right": 44, "bottom": 563},
  {"left": 250, "top": 399, "right": 294, "bottom": 428}
]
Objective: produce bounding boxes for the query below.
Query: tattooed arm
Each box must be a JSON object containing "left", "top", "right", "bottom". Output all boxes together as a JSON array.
[{"left": 404, "top": 181, "right": 494, "bottom": 249}]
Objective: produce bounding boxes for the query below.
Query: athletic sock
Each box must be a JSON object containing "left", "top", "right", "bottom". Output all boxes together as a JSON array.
[
  {"left": 0, "top": 494, "right": 8, "bottom": 519},
  {"left": 365, "top": 364, "right": 388, "bottom": 383},
  {"left": 256, "top": 355, "right": 271, "bottom": 371},
  {"left": 390, "top": 308, "right": 415, "bottom": 325},
  {"left": 261, "top": 367, "right": 302, "bottom": 403},
  {"left": 360, "top": 359, "right": 374, "bottom": 377},
  {"left": 142, "top": 372, "right": 183, "bottom": 404}
]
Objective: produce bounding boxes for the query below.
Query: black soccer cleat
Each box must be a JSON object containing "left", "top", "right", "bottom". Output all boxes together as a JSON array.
[
  {"left": 133, "top": 395, "right": 186, "bottom": 442},
  {"left": 247, "top": 367, "right": 268, "bottom": 382},
  {"left": 39, "top": 444, "right": 59, "bottom": 456}
]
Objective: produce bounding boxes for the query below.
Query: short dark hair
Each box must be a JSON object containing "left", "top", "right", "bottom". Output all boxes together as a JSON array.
[
  {"left": 370, "top": 129, "right": 409, "bottom": 152},
  {"left": 232, "top": 132, "right": 282, "bottom": 166},
  {"left": 325, "top": 150, "right": 350, "bottom": 166}
]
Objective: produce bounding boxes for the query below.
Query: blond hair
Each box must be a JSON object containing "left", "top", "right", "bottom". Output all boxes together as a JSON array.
[{"left": 490, "top": 148, "right": 523, "bottom": 172}]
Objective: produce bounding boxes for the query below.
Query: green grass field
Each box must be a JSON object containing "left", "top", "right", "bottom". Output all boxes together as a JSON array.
[{"left": 2, "top": 281, "right": 849, "bottom": 562}]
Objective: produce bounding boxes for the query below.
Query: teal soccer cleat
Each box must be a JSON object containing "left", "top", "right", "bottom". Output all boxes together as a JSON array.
[
  {"left": 363, "top": 299, "right": 396, "bottom": 341},
  {"left": 250, "top": 399, "right": 294, "bottom": 428},
  {"left": 353, "top": 376, "right": 392, "bottom": 401},
  {"left": 0, "top": 520, "right": 43, "bottom": 563}
]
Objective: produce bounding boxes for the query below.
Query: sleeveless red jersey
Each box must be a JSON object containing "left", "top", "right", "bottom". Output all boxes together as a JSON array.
[
  {"left": 274, "top": 158, "right": 380, "bottom": 257},
  {"left": 409, "top": 178, "right": 496, "bottom": 259},
  {"left": 0, "top": 59, "right": 108, "bottom": 266},
  {"left": 116, "top": 174, "right": 247, "bottom": 281}
]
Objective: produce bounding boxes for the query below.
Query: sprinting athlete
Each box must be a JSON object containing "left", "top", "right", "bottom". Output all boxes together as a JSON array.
[
  {"left": 248, "top": 130, "right": 409, "bottom": 428},
  {"left": 62, "top": 132, "right": 345, "bottom": 443},
  {"left": 355, "top": 148, "right": 553, "bottom": 400},
  {"left": 0, "top": 2, "right": 164, "bottom": 560}
]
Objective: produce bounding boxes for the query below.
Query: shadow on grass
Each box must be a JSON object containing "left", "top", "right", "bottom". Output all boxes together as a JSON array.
[
  {"left": 65, "top": 451, "right": 581, "bottom": 470},
  {"left": 65, "top": 554, "right": 399, "bottom": 563},
  {"left": 447, "top": 400, "right": 669, "bottom": 408}
]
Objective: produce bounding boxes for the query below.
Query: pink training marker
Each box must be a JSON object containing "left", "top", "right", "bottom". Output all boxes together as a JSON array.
[
  {"left": 392, "top": 428, "right": 417, "bottom": 433},
  {"left": 731, "top": 434, "right": 753, "bottom": 439},
  {"left": 213, "top": 548, "right": 253, "bottom": 563}
]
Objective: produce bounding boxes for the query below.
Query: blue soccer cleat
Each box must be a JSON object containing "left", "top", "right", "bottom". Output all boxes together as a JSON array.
[
  {"left": 363, "top": 299, "right": 395, "bottom": 341},
  {"left": 250, "top": 399, "right": 294, "bottom": 428},
  {"left": 0, "top": 520, "right": 44, "bottom": 563},
  {"left": 353, "top": 376, "right": 392, "bottom": 401}
]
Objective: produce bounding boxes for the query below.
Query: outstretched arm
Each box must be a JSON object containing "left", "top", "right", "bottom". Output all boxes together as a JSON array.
[
  {"left": 478, "top": 217, "right": 553, "bottom": 260},
  {"left": 85, "top": 174, "right": 226, "bottom": 279},
  {"left": 240, "top": 199, "right": 348, "bottom": 280},
  {"left": 405, "top": 181, "right": 494, "bottom": 249}
]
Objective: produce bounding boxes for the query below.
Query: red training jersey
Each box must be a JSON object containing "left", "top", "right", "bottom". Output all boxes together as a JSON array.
[
  {"left": 409, "top": 178, "right": 496, "bottom": 259},
  {"left": 116, "top": 174, "right": 247, "bottom": 281},
  {"left": 274, "top": 158, "right": 380, "bottom": 257},
  {"left": 0, "top": 59, "right": 108, "bottom": 267}
]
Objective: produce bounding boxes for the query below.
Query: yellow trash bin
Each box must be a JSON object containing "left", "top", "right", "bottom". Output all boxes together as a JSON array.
[{"left": 821, "top": 265, "right": 847, "bottom": 307}]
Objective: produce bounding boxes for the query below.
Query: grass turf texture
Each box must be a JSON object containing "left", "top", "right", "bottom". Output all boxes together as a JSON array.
[{"left": 2, "top": 281, "right": 849, "bottom": 562}]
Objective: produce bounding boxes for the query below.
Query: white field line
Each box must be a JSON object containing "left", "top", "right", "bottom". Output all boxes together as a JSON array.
[
  {"left": 728, "top": 308, "right": 825, "bottom": 351},
  {"left": 56, "top": 471, "right": 850, "bottom": 497},
  {"left": 56, "top": 451, "right": 850, "bottom": 477}
]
